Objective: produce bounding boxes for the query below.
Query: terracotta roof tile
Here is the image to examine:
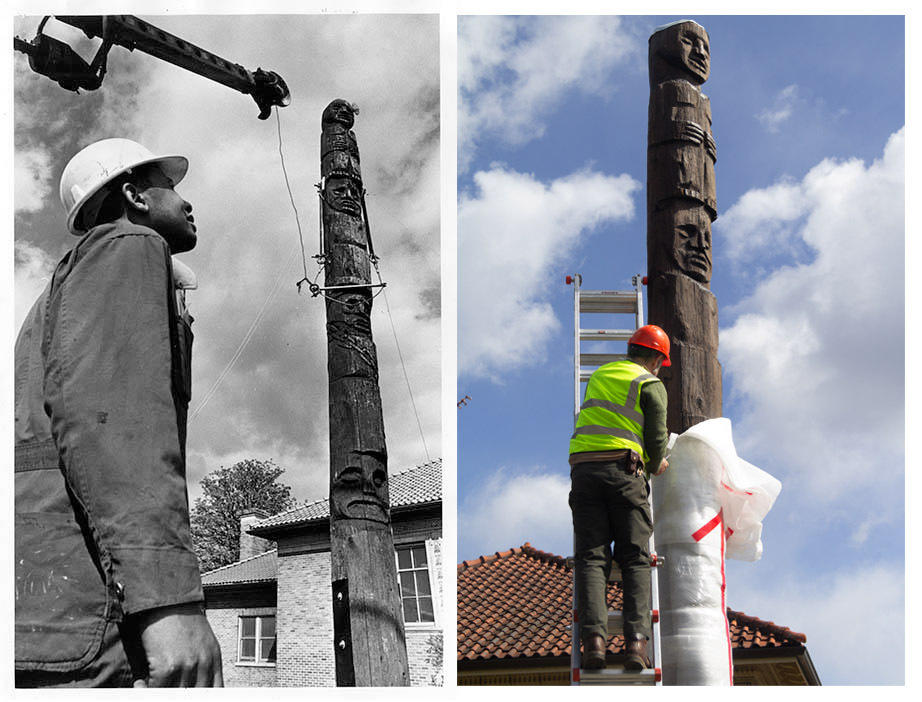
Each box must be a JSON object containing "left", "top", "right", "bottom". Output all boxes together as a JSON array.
[
  {"left": 457, "top": 543, "right": 807, "bottom": 662},
  {"left": 253, "top": 458, "right": 441, "bottom": 532}
]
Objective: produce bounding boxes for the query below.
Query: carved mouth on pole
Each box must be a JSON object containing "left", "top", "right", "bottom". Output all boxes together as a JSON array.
[{"left": 689, "top": 57, "right": 708, "bottom": 75}]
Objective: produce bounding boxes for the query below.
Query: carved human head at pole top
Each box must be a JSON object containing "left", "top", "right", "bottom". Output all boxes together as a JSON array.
[
  {"left": 650, "top": 20, "right": 710, "bottom": 85},
  {"left": 651, "top": 200, "right": 712, "bottom": 284},
  {"left": 322, "top": 99, "right": 360, "bottom": 129},
  {"left": 331, "top": 454, "right": 389, "bottom": 523}
]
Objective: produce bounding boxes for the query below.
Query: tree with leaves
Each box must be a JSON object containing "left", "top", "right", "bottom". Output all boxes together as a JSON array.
[{"left": 190, "top": 459, "right": 295, "bottom": 572}]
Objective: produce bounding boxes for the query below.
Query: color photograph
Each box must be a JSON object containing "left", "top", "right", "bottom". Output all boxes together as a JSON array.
[{"left": 458, "top": 14, "right": 903, "bottom": 686}]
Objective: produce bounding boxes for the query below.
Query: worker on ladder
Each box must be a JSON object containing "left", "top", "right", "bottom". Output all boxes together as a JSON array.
[{"left": 568, "top": 325, "right": 671, "bottom": 670}]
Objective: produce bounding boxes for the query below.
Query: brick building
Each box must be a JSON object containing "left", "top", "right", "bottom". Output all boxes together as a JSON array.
[
  {"left": 457, "top": 543, "right": 820, "bottom": 685},
  {"left": 202, "top": 459, "right": 443, "bottom": 687}
]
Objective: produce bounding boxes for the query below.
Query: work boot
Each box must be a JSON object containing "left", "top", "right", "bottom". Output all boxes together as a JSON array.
[
  {"left": 624, "top": 636, "right": 651, "bottom": 671},
  {"left": 582, "top": 634, "right": 606, "bottom": 669}
]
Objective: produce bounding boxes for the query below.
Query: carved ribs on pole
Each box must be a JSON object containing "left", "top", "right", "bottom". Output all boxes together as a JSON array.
[
  {"left": 321, "top": 99, "right": 409, "bottom": 686},
  {"left": 646, "top": 20, "right": 722, "bottom": 433}
]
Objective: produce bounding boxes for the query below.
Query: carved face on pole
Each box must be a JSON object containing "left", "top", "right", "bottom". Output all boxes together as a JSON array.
[
  {"left": 654, "top": 21, "right": 710, "bottom": 84},
  {"left": 674, "top": 206, "right": 712, "bottom": 282},
  {"left": 322, "top": 99, "right": 358, "bottom": 129},
  {"left": 652, "top": 201, "right": 713, "bottom": 284},
  {"left": 339, "top": 291, "right": 372, "bottom": 334},
  {"left": 325, "top": 176, "right": 362, "bottom": 217},
  {"left": 331, "top": 456, "right": 388, "bottom": 522}
]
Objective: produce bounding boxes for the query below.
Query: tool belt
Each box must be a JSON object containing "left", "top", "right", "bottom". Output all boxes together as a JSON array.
[{"left": 570, "top": 449, "right": 645, "bottom": 476}]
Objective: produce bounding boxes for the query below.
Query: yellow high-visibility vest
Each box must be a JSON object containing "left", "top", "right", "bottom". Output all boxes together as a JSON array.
[{"left": 569, "top": 359, "right": 660, "bottom": 462}]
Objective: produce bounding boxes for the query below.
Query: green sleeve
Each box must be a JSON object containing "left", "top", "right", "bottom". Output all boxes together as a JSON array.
[{"left": 639, "top": 379, "right": 669, "bottom": 475}]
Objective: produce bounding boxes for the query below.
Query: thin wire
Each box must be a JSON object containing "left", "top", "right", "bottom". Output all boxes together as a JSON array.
[
  {"left": 275, "top": 107, "right": 309, "bottom": 281},
  {"left": 379, "top": 271, "right": 430, "bottom": 463},
  {"left": 189, "top": 250, "right": 299, "bottom": 423}
]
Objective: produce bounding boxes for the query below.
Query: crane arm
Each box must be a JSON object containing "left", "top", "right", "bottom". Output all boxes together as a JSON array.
[{"left": 15, "top": 15, "right": 289, "bottom": 120}]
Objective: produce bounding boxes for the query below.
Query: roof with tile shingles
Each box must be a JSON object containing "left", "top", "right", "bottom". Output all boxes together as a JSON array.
[
  {"left": 457, "top": 543, "right": 806, "bottom": 662},
  {"left": 201, "top": 548, "right": 277, "bottom": 586},
  {"left": 252, "top": 459, "right": 441, "bottom": 532}
]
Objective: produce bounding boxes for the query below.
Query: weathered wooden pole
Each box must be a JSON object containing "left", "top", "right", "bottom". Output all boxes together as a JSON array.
[
  {"left": 321, "top": 99, "right": 409, "bottom": 686},
  {"left": 646, "top": 20, "right": 722, "bottom": 433}
]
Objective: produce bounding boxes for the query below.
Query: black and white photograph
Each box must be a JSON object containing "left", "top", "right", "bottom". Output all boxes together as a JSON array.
[{"left": 11, "top": 10, "right": 441, "bottom": 688}]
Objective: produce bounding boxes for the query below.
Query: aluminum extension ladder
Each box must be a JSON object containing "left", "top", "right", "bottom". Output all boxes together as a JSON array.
[{"left": 566, "top": 273, "right": 664, "bottom": 685}]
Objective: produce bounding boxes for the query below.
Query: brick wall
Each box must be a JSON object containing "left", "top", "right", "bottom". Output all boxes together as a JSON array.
[
  {"left": 276, "top": 550, "right": 335, "bottom": 686},
  {"left": 206, "top": 604, "right": 278, "bottom": 687},
  {"left": 407, "top": 628, "right": 443, "bottom": 686}
]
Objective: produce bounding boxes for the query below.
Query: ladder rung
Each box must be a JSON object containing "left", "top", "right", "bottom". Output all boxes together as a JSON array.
[
  {"left": 579, "top": 290, "right": 639, "bottom": 314},
  {"left": 579, "top": 328, "right": 635, "bottom": 341},
  {"left": 578, "top": 668, "right": 661, "bottom": 685},
  {"left": 579, "top": 353, "right": 625, "bottom": 368}
]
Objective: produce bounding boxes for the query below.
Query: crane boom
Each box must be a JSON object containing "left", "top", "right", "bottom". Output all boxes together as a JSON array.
[{"left": 15, "top": 15, "right": 289, "bottom": 119}]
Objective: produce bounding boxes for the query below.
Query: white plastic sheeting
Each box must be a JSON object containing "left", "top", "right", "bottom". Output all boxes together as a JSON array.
[{"left": 652, "top": 418, "right": 781, "bottom": 685}]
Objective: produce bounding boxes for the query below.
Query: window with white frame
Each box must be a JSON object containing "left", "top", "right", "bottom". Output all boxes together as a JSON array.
[
  {"left": 396, "top": 543, "right": 435, "bottom": 624},
  {"left": 238, "top": 614, "right": 277, "bottom": 664}
]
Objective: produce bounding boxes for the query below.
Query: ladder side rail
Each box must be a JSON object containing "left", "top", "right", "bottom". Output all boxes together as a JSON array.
[
  {"left": 571, "top": 535, "right": 581, "bottom": 685},
  {"left": 573, "top": 274, "right": 582, "bottom": 422},
  {"left": 648, "top": 478, "right": 663, "bottom": 685},
  {"left": 634, "top": 274, "right": 645, "bottom": 328}
]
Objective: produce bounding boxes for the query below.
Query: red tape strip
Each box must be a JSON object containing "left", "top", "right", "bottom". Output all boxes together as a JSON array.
[{"left": 692, "top": 512, "right": 723, "bottom": 542}]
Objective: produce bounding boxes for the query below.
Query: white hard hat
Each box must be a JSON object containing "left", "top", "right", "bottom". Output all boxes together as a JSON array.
[{"left": 60, "top": 138, "right": 188, "bottom": 235}]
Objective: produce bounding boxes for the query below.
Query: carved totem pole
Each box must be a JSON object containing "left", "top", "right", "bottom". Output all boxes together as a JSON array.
[
  {"left": 646, "top": 20, "right": 722, "bottom": 433},
  {"left": 321, "top": 99, "right": 409, "bottom": 686}
]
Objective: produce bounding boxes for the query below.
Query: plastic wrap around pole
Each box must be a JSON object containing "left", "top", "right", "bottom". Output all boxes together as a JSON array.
[
  {"left": 653, "top": 436, "right": 731, "bottom": 685},
  {"left": 652, "top": 418, "right": 781, "bottom": 685}
]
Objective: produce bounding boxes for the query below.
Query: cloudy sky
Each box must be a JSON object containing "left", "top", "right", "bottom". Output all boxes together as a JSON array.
[
  {"left": 458, "top": 15, "right": 905, "bottom": 685},
  {"left": 12, "top": 12, "right": 440, "bottom": 505}
]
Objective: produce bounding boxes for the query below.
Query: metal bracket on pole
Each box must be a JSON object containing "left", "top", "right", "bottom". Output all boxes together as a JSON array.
[{"left": 298, "top": 280, "right": 387, "bottom": 297}]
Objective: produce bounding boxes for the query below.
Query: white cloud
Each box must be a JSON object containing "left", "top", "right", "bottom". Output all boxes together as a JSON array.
[
  {"left": 459, "top": 166, "right": 640, "bottom": 380},
  {"left": 460, "top": 467, "right": 571, "bottom": 560},
  {"left": 731, "top": 563, "right": 904, "bottom": 684},
  {"left": 459, "top": 16, "right": 639, "bottom": 170},
  {"left": 718, "top": 179, "right": 808, "bottom": 262},
  {"left": 14, "top": 147, "right": 52, "bottom": 214},
  {"left": 14, "top": 241, "right": 56, "bottom": 329},
  {"left": 756, "top": 84, "right": 800, "bottom": 133},
  {"left": 719, "top": 129, "right": 904, "bottom": 503}
]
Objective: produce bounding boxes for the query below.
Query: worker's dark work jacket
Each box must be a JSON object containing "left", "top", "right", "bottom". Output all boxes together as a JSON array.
[{"left": 14, "top": 222, "right": 203, "bottom": 674}]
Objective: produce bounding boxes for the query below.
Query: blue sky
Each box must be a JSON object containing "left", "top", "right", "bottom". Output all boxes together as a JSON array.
[
  {"left": 12, "top": 13, "right": 441, "bottom": 505},
  {"left": 458, "top": 15, "right": 905, "bottom": 685}
]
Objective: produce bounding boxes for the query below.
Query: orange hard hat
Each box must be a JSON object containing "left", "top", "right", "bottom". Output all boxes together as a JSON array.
[{"left": 629, "top": 325, "right": 671, "bottom": 367}]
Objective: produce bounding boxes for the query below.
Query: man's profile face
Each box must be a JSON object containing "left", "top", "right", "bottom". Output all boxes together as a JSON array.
[
  {"left": 138, "top": 166, "right": 197, "bottom": 254},
  {"left": 659, "top": 22, "right": 710, "bottom": 84}
]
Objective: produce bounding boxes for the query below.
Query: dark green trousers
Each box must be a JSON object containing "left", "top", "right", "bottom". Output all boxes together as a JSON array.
[{"left": 569, "top": 459, "right": 652, "bottom": 641}]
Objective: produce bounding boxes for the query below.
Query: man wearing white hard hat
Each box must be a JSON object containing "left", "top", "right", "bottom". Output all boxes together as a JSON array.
[{"left": 14, "top": 138, "right": 222, "bottom": 687}]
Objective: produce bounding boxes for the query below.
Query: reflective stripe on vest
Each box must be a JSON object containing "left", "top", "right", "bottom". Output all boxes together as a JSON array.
[{"left": 569, "top": 361, "right": 659, "bottom": 461}]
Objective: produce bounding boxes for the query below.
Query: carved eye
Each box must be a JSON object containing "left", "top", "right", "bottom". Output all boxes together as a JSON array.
[
  {"left": 372, "top": 469, "right": 386, "bottom": 487},
  {"left": 337, "top": 467, "right": 362, "bottom": 485}
]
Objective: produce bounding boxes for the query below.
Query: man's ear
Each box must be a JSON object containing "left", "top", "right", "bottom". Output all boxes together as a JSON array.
[{"left": 121, "top": 182, "right": 149, "bottom": 213}]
